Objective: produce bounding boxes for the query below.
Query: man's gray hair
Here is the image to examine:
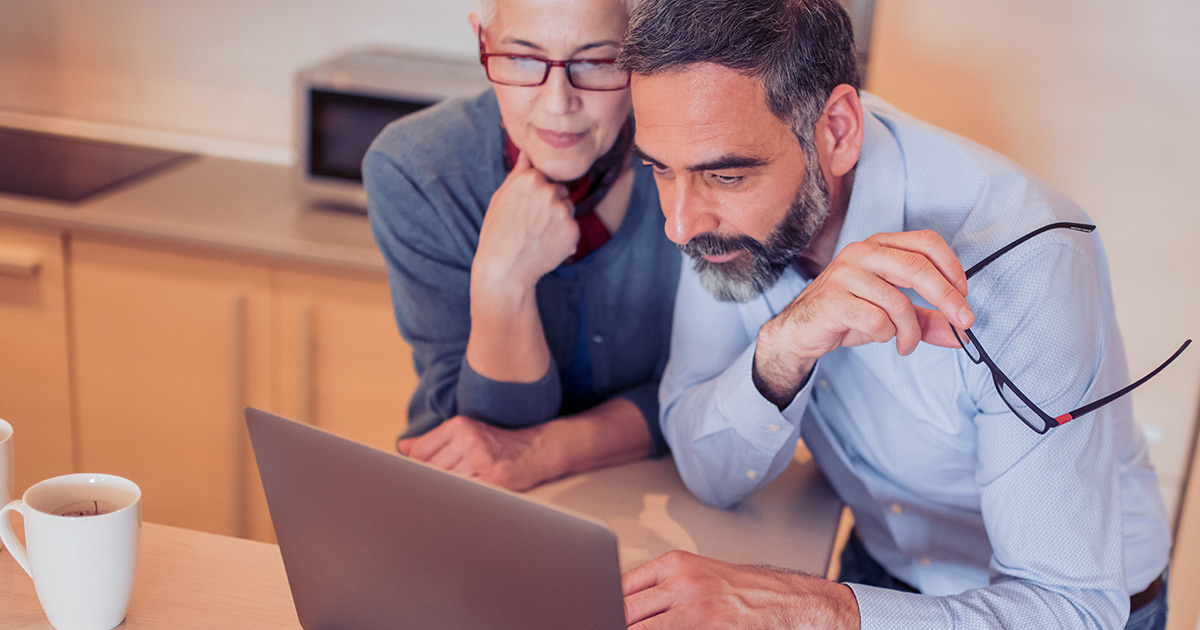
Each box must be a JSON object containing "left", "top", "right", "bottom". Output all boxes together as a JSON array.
[
  {"left": 618, "top": 0, "right": 859, "bottom": 156},
  {"left": 476, "top": 0, "right": 643, "bottom": 28}
]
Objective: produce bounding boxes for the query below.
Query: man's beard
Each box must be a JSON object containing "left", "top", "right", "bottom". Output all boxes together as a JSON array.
[{"left": 678, "top": 162, "right": 831, "bottom": 303}]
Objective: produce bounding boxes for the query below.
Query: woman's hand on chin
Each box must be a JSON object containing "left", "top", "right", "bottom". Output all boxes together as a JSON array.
[{"left": 473, "top": 150, "right": 580, "bottom": 295}]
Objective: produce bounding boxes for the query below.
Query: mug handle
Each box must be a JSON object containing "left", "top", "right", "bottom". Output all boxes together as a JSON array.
[{"left": 0, "top": 500, "right": 33, "bottom": 578}]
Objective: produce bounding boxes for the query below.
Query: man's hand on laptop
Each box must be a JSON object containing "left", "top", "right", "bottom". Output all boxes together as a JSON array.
[
  {"left": 397, "top": 416, "right": 557, "bottom": 491},
  {"left": 622, "top": 551, "right": 860, "bottom": 630}
]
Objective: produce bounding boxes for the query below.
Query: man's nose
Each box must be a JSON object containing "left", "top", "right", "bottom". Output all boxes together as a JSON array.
[{"left": 662, "top": 180, "right": 719, "bottom": 245}]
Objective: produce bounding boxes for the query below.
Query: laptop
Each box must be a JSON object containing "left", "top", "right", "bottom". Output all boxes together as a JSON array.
[{"left": 244, "top": 407, "right": 626, "bottom": 630}]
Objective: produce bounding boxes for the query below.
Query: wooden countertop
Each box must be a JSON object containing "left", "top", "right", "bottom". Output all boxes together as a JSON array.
[
  {"left": 530, "top": 446, "right": 842, "bottom": 573},
  {"left": 0, "top": 156, "right": 386, "bottom": 273},
  {"left": 0, "top": 450, "right": 841, "bottom": 629},
  {"left": 1, "top": 523, "right": 299, "bottom": 630}
]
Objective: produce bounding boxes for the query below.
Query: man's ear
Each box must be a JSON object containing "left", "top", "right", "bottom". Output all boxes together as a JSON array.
[
  {"left": 469, "top": 12, "right": 480, "bottom": 36},
  {"left": 815, "top": 84, "right": 863, "bottom": 178}
]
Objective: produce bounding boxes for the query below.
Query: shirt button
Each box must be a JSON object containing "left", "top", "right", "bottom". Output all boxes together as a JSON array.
[
  {"left": 746, "top": 469, "right": 758, "bottom": 480},
  {"left": 767, "top": 424, "right": 781, "bottom": 432},
  {"left": 921, "top": 557, "right": 932, "bottom": 566},
  {"left": 818, "top": 380, "right": 830, "bottom": 390},
  {"left": 591, "top": 334, "right": 604, "bottom": 344},
  {"left": 891, "top": 503, "right": 903, "bottom": 514}
]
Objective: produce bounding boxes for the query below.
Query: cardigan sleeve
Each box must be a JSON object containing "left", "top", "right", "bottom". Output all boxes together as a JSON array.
[{"left": 364, "top": 145, "right": 561, "bottom": 437}]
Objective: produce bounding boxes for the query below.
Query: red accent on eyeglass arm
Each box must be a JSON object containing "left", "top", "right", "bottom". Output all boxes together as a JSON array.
[{"left": 1054, "top": 413, "right": 1074, "bottom": 426}]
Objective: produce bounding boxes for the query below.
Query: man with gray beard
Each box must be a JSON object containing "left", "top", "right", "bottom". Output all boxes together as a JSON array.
[
  {"left": 617, "top": 0, "right": 1175, "bottom": 628},
  {"left": 677, "top": 150, "right": 830, "bottom": 304}
]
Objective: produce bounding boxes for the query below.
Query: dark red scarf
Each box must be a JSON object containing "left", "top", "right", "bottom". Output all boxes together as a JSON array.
[{"left": 503, "top": 121, "right": 632, "bottom": 263}]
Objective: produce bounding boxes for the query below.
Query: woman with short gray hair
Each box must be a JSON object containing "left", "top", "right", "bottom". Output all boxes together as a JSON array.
[{"left": 365, "top": 0, "right": 678, "bottom": 491}]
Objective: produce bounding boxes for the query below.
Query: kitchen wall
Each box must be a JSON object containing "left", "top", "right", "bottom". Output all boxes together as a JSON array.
[
  {"left": 867, "top": 0, "right": 1200, "bottom": 523},
  {"left": 2, "top": 0, "right": 1198, "bottom": 520},
  {"left": 0, "top": 0, "right": 478, "bottom": 162}
]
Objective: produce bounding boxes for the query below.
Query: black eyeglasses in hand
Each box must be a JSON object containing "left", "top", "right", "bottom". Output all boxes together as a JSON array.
[{"left": 951, "top": 222, "right": 1191, "bottom": 434}]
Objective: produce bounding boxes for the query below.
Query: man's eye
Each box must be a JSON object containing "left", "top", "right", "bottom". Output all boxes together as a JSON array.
[
  {"left": 711, "top": 173, "right": 743, "bottom": 185},
  {"left": 643, "top": 161, "right": 670, "bottom": 176}
]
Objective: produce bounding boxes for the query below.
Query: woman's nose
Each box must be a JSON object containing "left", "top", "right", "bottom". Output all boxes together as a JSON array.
[{"left": 540, "top": 65, "right": 580, "bottom": 116}]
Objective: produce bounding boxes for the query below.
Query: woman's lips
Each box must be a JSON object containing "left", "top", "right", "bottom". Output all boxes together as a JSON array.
[{"left": 536, "top": 128, "right": 586, "bottom": 148}]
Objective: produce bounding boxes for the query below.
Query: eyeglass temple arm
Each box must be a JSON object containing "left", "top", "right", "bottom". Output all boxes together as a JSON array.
[
  {"left": 964, "top": 222, "right": 1095, "bottom": 280},
  {"left": 1054, "top": 338, "right": 1192, "bottom": 426}
]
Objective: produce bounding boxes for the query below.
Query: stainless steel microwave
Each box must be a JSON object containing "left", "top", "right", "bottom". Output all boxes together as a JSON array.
[{"left": 295, "top": 47, "right": 490, "bottom": 211}]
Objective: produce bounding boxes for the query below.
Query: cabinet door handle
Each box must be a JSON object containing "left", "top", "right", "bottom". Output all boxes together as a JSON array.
[
  {"left": 0, "top": 247, "right": 41, "bottom": 278},
  {"left": 229, "top": 295, "right": 247, "bottom": 539},
  {"left": 298, "top": 302, "right": 316, "bottom": 426}
]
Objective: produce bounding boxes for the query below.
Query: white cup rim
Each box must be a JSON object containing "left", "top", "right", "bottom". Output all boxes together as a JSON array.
[
  {"left": 20, "top": 473, "right": 141, "bottom": 520},
  {"left": 0, "top": 418, "right": 11, "bottom": 443}
]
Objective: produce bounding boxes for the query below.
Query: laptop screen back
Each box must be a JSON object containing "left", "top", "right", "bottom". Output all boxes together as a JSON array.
[{"left": 245, "top": 407, "right": 626, "bottom": 630}]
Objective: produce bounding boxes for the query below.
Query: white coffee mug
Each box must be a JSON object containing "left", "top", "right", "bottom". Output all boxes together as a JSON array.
[
  {"left": 0, "top": 418, "right": 11, "bottom": 551},
  {"left": 0, "top": 473, "right": 142, "bottom": 630}
]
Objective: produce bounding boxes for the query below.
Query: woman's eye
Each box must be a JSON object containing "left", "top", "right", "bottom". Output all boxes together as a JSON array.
[{"left": 512, "top": 56, "right": 545, "bottom": 71}]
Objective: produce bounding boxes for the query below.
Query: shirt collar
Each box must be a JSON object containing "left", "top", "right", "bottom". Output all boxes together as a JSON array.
[{"left": 747, "top": 98, "right": 908, "bottom": 318}]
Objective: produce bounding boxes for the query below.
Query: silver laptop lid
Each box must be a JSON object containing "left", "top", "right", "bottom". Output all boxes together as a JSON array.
[{"left": 245, "top": 407, "right": 626, "bottom": 630}]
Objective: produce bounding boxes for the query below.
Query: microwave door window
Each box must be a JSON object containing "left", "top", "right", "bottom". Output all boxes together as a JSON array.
[{"left": 309, "top": 89, "right": 432, "bottom": 182}]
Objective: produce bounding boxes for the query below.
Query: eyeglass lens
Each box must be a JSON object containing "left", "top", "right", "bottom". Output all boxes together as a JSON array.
[
  {"left": 953, "top": 326, "right": 1049, "bottom": 432},
  {"left": 484, "top": 56, "right": 629, "bottom": 90},
  {"left": 952, "top": 327, "right": 981, "bottom": 363},
  {"left": 994, "top": 378, "right": 1052, "bottom": 433},
  {"left": 951, "top": 221, "right": 1189, "bottom": 434}
]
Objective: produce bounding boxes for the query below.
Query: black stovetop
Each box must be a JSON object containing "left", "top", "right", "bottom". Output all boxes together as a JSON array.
[{"left": 0, "top": 127, "right": 195, "bottom": 203}]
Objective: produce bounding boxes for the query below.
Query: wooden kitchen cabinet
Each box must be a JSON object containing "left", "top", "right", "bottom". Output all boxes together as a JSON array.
[
  {"left": 0, "top": 223, "right": 74, "bottom": 495},
  {"left": 70, "top": 236, "right": 273, "bottom": 538},
  {"left": 242, "top": 264, "right": 417, "bottom": 541},
  {"left": 68, "top": 235, "right": 417, "bottom": 542},
  {"left": 271, "top": 266, "right": 414, "bottom": 451}
]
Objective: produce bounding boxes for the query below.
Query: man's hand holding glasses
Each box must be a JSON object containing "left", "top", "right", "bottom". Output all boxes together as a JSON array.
[
  {"left": 753, "top": 230, "right": 976, "bottom": 408},
  {"left": 754, "top": 222, "right": 1189, "bottom": 431}
]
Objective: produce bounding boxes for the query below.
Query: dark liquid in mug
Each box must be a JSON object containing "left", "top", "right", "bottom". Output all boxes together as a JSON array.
[{"left": 53, "top": 500, "right": 112, "bottom": 517}]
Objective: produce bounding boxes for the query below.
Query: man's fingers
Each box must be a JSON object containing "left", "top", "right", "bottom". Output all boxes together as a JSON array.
[
  {"left": 809, "top": 262, "right": 916, "bottom": 352},
  {"left": 835, "top": 289, "right": 963, "bottom": 354},
  {"left": 623, "top": 559, "right": 667, "bottom": 597},
  {"left": 622, "top": 560, "right": 674, "bottom": 626},
  {"left": 627, "top": 606, "right": 685, "bottom": 630},
  {"left": 849, "top": 242, "right": 974, "bottom": 331},
  {"left": 623, "top": 584, "right": 673, "bottom": 627},
  {"left": 914, "top": 306, "right": 962, "bottom": 349},
  {"left": 831, "top": 268, "right": 923, "bottom": 354},
  {"left": 868, "top": 230, "right": 969, "bottom": 296}
]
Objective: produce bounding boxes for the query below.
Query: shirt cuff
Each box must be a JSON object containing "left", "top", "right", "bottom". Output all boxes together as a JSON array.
[
  {"left": 456, "top": 357, "right": 562, "bottom": 427},
  {"left": 847, "top": 583, "right": 948, "bottom": 630},
  {"left": 712, "top": 343, "right": 814, "bottom": 449}
]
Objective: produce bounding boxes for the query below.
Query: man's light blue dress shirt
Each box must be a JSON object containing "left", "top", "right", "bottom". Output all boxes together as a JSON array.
[{"left": 658, "top": 94, "right": 1171, "bottom": 629}]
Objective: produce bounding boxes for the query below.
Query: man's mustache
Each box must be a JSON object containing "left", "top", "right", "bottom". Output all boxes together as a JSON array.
[{"left": 678, "top": 232, "right": 765, "bottom": 260}]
